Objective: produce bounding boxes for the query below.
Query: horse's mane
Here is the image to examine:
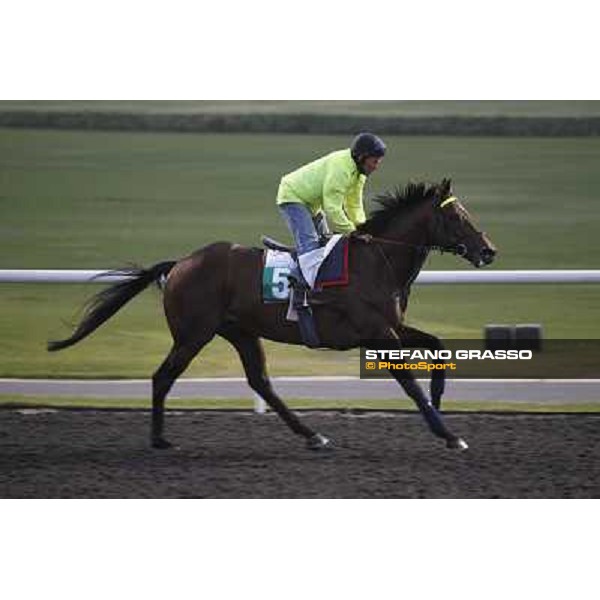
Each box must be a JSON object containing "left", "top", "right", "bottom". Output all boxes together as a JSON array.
[{"left": 358, "top": 182, "right": 437, "bottom": 236}]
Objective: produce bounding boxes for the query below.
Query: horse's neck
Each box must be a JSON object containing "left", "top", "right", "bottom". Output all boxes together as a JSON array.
[
  {"left": 390, "top": 244, "right": 429, "bottom": 290},
  {"left": 379, "top": 215, "right": 431, "bottom": 290},
  {"left": 389, "top": 244, "right": 429, "bottom": 314}
]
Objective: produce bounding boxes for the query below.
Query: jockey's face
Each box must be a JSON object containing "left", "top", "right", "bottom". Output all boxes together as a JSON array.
[{"left": 361, "top": 155, "right": 384, "bottom": 175}]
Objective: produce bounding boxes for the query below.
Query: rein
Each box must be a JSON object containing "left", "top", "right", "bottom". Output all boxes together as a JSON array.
[
  {"left": 367, "top": 235, "right": 459, "bottom": 255},
  {"left": 368, "top": 235, "right": 424, "bottom": 249}
]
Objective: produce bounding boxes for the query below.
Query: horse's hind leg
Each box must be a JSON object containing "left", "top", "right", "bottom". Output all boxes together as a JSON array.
[
  {"left": 151, "top": 339, "right": 209, "bottom": 448},
  {"left": 219, "top": 324, "right": 331, "bottom": 450}
]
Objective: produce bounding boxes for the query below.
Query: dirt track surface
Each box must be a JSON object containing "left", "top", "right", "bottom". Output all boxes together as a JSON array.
[{"left": 1, "top": 410, "right": 598, "bottom": 498}]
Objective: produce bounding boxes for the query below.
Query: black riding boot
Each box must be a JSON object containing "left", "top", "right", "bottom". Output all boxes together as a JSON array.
[{"left": 289, "top": 275, "right": 320, "bottom": 349}]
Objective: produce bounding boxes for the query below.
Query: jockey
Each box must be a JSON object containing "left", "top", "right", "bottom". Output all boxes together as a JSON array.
[
  {"left": 277, "top": 132, "right": 386, "bottom": 289},
  {"left": 275, "top": 132, "right": 386, "bottom": 347}
]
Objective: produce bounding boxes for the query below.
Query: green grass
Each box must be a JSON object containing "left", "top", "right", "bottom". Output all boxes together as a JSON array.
[
  {"left": 1, "top": 395, "right": 598, "bottom": 413},
  {"left": 1, "top": 128, "right": 599, "bottom": 378},
  {"left": 2, "top": 100, "right": 600, "bottom": 117}
]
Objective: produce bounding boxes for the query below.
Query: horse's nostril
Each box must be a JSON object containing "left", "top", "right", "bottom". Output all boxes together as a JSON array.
[{"left": 481, "top": 248, "right": 496, "bottom": 263}]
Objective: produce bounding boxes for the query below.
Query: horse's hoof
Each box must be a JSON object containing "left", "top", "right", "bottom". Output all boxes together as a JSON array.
[
  {"left": 447, "top": 437, "right": 469, "bottom": 451},
  {"left": 306, "top": 433, "right": 333, "bottom": 451},
  {"left": 152, "top": 437, "right": 173, "bottom": 449}
]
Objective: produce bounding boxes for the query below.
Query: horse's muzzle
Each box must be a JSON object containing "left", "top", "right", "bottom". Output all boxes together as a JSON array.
[
  {"left": 480, "top": 247, "right": 496, "bottom": 265},
  {"left": 472, "top": 247, "right": 496, "bottom": 268}
]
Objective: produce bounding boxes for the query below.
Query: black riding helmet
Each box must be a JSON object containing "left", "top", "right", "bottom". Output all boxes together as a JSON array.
[{"left": 351, "top": 132, "right": 387, "bottom": 163}]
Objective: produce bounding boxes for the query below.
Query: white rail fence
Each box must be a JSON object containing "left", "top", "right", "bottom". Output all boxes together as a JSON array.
[{"left": 1, "top": 269, "right": 600, "bottom": 284}]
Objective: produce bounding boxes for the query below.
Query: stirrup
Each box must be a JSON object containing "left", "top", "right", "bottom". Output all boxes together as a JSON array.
[{"left": 289, "top": 278, "right": 310, "bottom": 310}]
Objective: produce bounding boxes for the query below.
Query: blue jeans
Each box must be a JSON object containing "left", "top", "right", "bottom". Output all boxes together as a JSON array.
[{"left": 278, "top": 203, "right": 330, "bottom": 256}]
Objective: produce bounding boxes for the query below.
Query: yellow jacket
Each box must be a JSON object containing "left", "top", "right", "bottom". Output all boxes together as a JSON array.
[{"left": 276, "top": 148, "right": 367, "bottom": 234}]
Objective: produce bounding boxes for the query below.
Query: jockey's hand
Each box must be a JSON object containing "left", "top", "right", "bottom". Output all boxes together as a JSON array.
[
  {"left": 350, "top": 231, "right": 373, "bottom": 244},
  {"left": 318, "top": 233, "right": 333, "bottom": 246}
]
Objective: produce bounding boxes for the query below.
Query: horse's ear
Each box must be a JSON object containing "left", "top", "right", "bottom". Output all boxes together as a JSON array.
[{"left": 441, "top": 178, "right": 453, "bottom": 195}]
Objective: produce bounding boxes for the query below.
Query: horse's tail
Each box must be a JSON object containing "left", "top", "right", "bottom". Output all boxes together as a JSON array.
[{"left": 47, "top": 261, "right": 177, "bottom": 352}]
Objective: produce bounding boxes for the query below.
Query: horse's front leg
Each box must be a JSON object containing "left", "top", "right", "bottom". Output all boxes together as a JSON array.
[
  {"left": 365, "top": 329, "right": 467, "bottom": 451},
  {"left": 395, "top": 325, "right": 447, "bottom": 410},
  {"left": 391, "top": 370, "right": 467, "bottom": 450}
]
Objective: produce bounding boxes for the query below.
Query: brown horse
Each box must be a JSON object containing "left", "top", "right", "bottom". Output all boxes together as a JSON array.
[{"left": 48, "top": 178, "right": 496, "bottom": 451}]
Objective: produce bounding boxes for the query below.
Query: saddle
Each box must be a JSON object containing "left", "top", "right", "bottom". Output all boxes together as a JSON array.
[
  {"left": 261, "top": 235, "right": 295, "bottom": 254},
  {"left": 260, "top": 233, "right": 349, "bottom": 294}
]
